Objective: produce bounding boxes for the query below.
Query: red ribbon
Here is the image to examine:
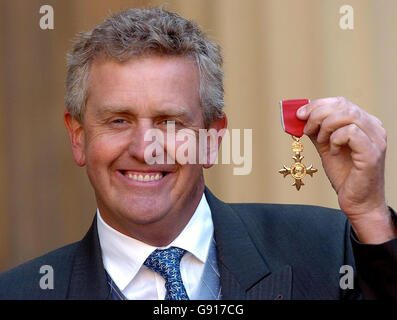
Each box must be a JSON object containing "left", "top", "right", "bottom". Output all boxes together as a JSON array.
[{"left": 280, "top": 99, "right": 309, "bottom": 138}]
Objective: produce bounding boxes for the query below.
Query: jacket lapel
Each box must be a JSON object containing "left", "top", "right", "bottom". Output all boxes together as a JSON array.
[
  {"left": 66, "top": 216, "right": 110, "bottom": 299},
  {"left": 205, "top": 187, "right": 292, "bottom": 300},
  {"left": 65, "top": 188, "right": 292, "bottom": 300}
]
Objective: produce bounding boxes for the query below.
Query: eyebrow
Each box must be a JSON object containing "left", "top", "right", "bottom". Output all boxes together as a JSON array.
[
  {"left": 96, "top": 104, "right": 193, "bottom": 120},
  {"left": 95, "top": 105, "right": 134, "bottom": 117}
]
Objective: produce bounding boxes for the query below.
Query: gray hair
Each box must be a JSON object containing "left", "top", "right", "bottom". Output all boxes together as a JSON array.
[{"left": 65, "top": 7, "right": 224, "bottom": 127}]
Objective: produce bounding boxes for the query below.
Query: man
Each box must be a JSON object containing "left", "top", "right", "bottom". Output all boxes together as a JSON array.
[{"left": 0, "top": 8, "right": 396, "bottom": 300}]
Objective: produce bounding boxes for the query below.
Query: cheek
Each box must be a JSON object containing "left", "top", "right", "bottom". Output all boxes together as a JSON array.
[
  {"left": 172, "top": 130, "right": 201, "bottom": 165},
  {"left": 84, "top": 131, "right": 128, "bottom": 168},
  {"left": 175, "top": 164, "right": 202, "bottom": 193}
]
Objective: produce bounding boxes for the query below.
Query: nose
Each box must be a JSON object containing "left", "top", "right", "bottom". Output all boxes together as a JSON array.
[{"left": 127, "top": 120, "right": 163, "bottom": 164}]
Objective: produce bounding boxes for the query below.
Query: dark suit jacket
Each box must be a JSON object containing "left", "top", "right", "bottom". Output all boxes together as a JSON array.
[{"left": 0, "top": 187, "right": 396, "bottom": 299}]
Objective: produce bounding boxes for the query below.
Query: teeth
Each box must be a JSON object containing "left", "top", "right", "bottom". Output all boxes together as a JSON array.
[{"left": 124, "top": 172, "right": 163, "bottom": 182}]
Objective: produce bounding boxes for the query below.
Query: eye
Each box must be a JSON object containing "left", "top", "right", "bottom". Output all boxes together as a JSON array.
[
  {"left": 111, "top": 119, "right": 126, "bottom": 124},
  {"left": 160, "top": 119, "right": 176, "bottom": 126},
  {"left": 108, "top": 118, "right": 129, "bottom": 128}
]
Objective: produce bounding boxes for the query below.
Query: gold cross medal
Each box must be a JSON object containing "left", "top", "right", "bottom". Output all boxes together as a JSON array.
[{"left": 278, "top": 99, "right": 318, "bottom": 190}]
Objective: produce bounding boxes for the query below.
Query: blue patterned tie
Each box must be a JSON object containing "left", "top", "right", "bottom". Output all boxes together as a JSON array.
[{"left": 144, "top": 246, "right": 189, "bottom": 300}]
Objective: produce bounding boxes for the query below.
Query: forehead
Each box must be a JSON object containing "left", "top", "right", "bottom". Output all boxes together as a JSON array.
[{"left": 86, "top": 55, "right": 201, "bottom": 116}]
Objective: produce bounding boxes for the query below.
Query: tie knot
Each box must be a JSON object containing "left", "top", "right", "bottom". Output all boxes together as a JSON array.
[
  {"left": 143, "top": 246, "right": 189, "bottom": 300},
  {"left": 144, "top": 247, "right": 186, "bottom": 279}
]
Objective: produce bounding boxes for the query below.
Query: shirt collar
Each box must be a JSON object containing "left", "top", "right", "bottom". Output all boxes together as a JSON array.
[{"left": 96, "top": 193, "right": 213, "bottom": 291}]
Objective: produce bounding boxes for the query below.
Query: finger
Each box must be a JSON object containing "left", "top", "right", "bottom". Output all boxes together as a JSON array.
[
  {"left": 316, "top": 108, "right": 387, "bottom": 148},
  {"left": 369, "top": 114, "right": 387, "bottom": 141},
  {"left": 329, "top": 124, "right": 378, "bottom": 162},
  {"left": 297, "top": 96, "right": 344, "bottom": 120},
  {"left": 369, "top": 114, "right": 383, "bottom": 127},
  {"left": 302, "top": 101, "right": 344, "bottom": 136}
]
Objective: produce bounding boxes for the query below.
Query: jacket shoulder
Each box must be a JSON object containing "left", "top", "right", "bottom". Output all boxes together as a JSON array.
[
  {"left": 229, "top": 202, "right": 348, "bottom": 237},
  {"left": 0, "top": 242, "right": 79, "bottom": 300},
  {"left": 227, "top": 202, "right": 350, "bottom": 269}
]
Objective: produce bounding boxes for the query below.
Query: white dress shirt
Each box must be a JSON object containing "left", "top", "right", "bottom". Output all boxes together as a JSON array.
[{"left": 96, "top": 193, "right": 214, "bottom": 300}]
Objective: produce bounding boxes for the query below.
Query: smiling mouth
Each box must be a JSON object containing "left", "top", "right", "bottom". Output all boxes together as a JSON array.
[{"left": 119, "top": 170, "right": 167, "bottom": 182}]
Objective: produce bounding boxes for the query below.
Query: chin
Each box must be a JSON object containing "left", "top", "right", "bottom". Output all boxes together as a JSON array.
[{"left": 116, "top": 198, "right": 171, "bottom": 226}]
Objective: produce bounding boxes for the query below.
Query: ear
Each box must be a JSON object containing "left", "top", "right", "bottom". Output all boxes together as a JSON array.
[
  {"left": 64, "top": 111, "right": 86, "bottom": 167},
  {"left": 203, "top": 112, "right": 228, "bottom": 169}
]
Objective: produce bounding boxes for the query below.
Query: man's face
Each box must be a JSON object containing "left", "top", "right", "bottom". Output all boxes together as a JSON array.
[{"left": 65, "top": 55, "right": 214, "bottom": 243}]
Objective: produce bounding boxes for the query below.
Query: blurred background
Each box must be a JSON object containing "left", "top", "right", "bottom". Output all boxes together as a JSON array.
[{"left": 1, "top": 0, "right": 397, "bottom": 272}]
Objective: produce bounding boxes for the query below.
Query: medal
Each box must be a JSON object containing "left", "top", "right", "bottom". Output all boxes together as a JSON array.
[{"left": 278, "top": 99, "right": 318, "bottom": 190}]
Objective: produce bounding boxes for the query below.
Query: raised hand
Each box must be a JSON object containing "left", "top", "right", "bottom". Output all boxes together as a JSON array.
[{"left": 297, "top": 97, "right": 396, "bottom": 244}]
